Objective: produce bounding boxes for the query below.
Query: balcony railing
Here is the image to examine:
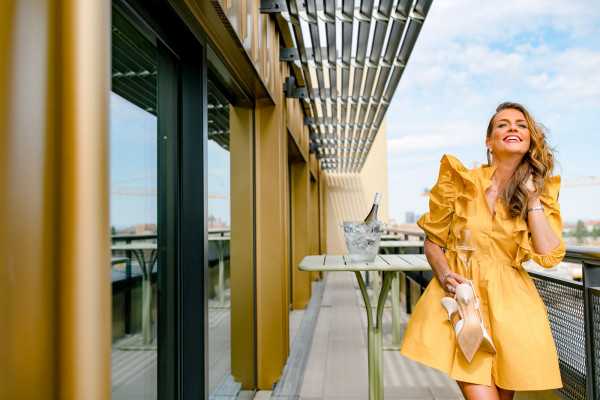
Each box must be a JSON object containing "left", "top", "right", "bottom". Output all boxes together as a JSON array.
[{"left": 528, "top": 245, "right": 600, "bottom": 400}]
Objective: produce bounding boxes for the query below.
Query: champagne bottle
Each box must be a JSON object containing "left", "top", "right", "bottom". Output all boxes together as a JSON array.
[{"left": 364, "top": 192, "right": 381, "bottom": 222}]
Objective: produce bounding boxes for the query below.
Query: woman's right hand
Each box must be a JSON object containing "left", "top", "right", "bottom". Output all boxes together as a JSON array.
[
  {"left": 439, "top": 271, "right": 470, "bottom": 297},
  {"left": 424, "top": 237, "right": 471, "bottom": 297}
]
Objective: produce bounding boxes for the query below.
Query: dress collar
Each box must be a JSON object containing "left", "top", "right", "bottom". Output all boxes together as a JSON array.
[{"left": 478, "top": 163, "right": 497, "bottom": 191}]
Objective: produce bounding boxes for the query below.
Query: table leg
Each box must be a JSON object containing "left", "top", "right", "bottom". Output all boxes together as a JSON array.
[
  {"left": 384, "top": 272, "right": 402, "bottom": 350},
  {"left": 119, "top": 249, "right": 156, "bottom": 350},
  {"left": 217, "top": 242, "right": 226, "bottom": 306},
  {"left": 385, "top": 248, "right": 406, "bottom": 350},
  {"left": 142, "top": 274, "right": 152, "bottom": 345},
  {"left": 355, "top": 271, "right": 394, "bottom": 400},
  {"left": 372, "top": 271, "right": 380, "bottom": 306}
]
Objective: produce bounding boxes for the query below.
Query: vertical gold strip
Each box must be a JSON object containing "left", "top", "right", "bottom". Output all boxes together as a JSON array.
[
  {"left": 255, "top": 99, "right": 286, "bottom": 389},
  {"left": 251, "top": 0, "right": 258, "bottom": 62},
  {"left": 279, "top": 63, "right": 290, "bottom": 367},
  {"left": 310, "top": 178, "right": 320, "bottom": 281},
  {"left": 230, "top": 104, "right": 255, "bottom": 388},
  {"left": 0, "top": 1, "right": 57, "bottom": 398},
  {"left": 319, "top": 169, "right": 327, "bottom": 254},
  {"left": 260, "top": 14, "right": 267, "bottom": 79},
  {"left": 58, "top": 0, "right": 111, "bottom": 399},
  {"left": 240, "top": 0, "right": 247, "bottom": 40},
  {"left": 291, "top": 162, "right": 311, "bottom": 309}
]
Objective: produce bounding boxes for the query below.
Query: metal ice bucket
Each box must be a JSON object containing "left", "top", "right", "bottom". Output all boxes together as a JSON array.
[{"left": 339, "top": 221, "right": 384, "bottom": 263}]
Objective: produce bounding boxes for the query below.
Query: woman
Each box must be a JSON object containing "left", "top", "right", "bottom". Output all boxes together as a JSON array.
[{"left": 400, "top": 102, "right": 565, "bottom": 399}]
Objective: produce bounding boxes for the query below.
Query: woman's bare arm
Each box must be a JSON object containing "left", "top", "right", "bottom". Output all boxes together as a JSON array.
[{"left": 526, "top": 178, "right": 561, "bottom": 255}]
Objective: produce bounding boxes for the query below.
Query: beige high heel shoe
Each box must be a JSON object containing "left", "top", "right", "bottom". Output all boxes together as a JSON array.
[
  {"left": 441, "top": 296, "right": 461, "bottom": 329},
  {"left": 454, "top": 283, "right": 496, "bottom": 363}
]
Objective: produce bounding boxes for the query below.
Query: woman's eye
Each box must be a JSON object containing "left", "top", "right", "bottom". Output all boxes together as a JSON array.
[
  {"left": 498, "top": 123, "right": 506, "bottom": 127},
  {"left": 519, "top": 124, "right": 527, "bottom": 129}
]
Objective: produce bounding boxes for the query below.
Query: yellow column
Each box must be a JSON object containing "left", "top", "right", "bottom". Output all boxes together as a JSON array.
[
  {"left": 0, "top": 0, "right": 111, "bottom": 399},
  {"left": 59, "top": 0, "right": 111, "bottom": 398},
  {"left": 1, "top": 1, "right": 58, "bottom": 397},
  {"left": 309, "top": 176, "right": 321, "bottom": 281},
  {"left": 290, "top": 162, "right": 311, "bottom": 309},
  {"left": 255, "top": 99, "right": 287, "bottom": 389},
  {"left": 229, "top": 104, "right": 255, "bottom": 388}
]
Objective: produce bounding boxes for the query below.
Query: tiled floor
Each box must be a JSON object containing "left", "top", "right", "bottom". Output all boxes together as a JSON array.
[{"left": 254, "top": 271, "right": 463, "bottom": 400}]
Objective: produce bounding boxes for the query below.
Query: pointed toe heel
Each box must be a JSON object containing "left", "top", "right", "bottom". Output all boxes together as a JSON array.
[
  {"left": 455, "top": 283, "right": 484, "bottom": 363},
  {"left": 441, "top": 297, "right": 461, "bottom": 328}
]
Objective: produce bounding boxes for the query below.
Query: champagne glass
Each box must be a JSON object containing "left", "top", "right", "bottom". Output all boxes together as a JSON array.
[{"left": 456, "top": 229, "right": 475, "bottom": 280}]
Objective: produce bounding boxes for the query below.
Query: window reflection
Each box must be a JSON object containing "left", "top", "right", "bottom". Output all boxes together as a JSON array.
[
  {"left": 207, "top": 75, "right": 233, "bottom": 394},
  {"left": 110, "top": 12, "right": 158, "bottom": 399}
]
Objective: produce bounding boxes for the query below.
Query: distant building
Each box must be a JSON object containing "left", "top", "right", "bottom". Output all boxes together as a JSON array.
[
  {"left": 585, "top": 220, "right": 600, "bottom": 233},
  {"left": 405, "top": 211, "right": 415, "bottom": 223}
]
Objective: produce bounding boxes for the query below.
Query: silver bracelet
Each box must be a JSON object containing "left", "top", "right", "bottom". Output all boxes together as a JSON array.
[
  {"left": 527, "top": 205, "right": 545, "bottom": 213},
  {"left": 440, "top": 271, "right": 451, "bottom": 288}
]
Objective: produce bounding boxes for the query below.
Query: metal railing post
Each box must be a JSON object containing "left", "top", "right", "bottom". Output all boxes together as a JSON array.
[{"left": 582, "top": 260, "right": 600, "bottom": 400}]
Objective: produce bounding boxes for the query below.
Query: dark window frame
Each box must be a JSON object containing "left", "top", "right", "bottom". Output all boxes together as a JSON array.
[{"left": 112, "top": 0, "right": 209, "bottom": 398}]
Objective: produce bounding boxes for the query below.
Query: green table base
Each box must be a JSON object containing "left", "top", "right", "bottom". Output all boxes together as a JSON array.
[
  {"left": 383, "top": 273, "right": 403, "bottom": 350},
  {"left": 355, "top": 270, "right": 394, "bottom": 400},
  {"left": 298, "top": 254, "right": 432, "bottom": 400}
]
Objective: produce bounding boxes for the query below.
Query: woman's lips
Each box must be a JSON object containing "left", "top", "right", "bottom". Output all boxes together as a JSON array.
[{"left": 503, "top": 135, "right": 522, "bottom": 142}]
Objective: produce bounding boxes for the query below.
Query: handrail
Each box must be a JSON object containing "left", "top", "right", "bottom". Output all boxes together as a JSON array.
[
  {"left": 112, "top": 233, "right": 157, "bottom": 241},
  {"left": 383, "top": 227, "right": 426, "bottom": 238},
  {"left": 111, "top": 228, "right": 231, "bottom": 242},
  {"left": 565, "top": 245, "right": 600, "bottom": 264}
]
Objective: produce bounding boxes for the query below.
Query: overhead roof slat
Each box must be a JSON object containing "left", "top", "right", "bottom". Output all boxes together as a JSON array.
[{"left": 283, "top": 0, "right": 433, "bottom": 172}]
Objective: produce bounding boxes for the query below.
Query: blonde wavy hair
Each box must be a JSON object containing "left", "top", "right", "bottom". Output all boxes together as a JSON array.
[{"left": 486, "top": 102, "right": 556, "bottom": 220}]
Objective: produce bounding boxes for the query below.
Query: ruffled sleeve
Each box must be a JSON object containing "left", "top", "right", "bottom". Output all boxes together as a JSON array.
[
  {"left": 417, "top": 155, "right": 476, "bottom": 248},
  {"left": 514, "top": 176, "right": 566, "bottom": 268}
]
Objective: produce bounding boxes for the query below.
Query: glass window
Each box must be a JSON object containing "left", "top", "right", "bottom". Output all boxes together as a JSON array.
[
  {"left": 207, "top": 73, "right": 233, "bottom": 394},
  {"left": 109, "top": 10, "right": 159, "bottom": 399}
]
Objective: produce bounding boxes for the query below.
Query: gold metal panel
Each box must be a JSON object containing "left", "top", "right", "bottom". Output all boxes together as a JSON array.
[
  {"left": 291, "top": 162, "right": 311, "bottom": 309},
  {"left": 310, "top": 177, "right": 321, "bottom": 281},
  {"left": 0, "top": 1, "right": 58, "bottom": 397},
  {"left": 229, "top": 105, "right": 255, "bottom": 388},
  {"left": 1, "top": 0, "right": 110, "bottom": 398},
  {"left": 58, "top": 1, "right": 111, "bottom": 398},
  {"left": 239, "top": 0, "right": 247, "bottom": 40},
  {"left": 255, "top": 99, "right": 287, "bottom": 389}
]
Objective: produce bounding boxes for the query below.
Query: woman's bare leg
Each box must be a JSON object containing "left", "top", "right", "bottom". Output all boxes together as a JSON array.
[
  {"left": 457, "top": 376, "right": 514, "bottom": 400},
  {"left": 497, "top": 384, "right": 515, "bottom": 400}
]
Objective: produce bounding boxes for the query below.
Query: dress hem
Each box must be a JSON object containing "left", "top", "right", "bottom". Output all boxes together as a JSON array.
[{"left": 400, "top": 349, "right": 563, "bottom": 391}]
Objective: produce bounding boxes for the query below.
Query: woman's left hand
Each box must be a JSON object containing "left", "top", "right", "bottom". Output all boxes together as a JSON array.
[
  {"left": 525, "top": 175, "right": 536, "bottom": 192},
  {"left": 525, "top": 175, "right": 540, "bottom": 208}
]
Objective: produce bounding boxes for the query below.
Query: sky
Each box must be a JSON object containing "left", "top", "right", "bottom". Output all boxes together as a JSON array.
[
  {"left": 110, "top": 93, "right": 231, "bottom": 229},
  {"left": 110, "top": 93, "right": 157, "bottom": 230},
  {"left": 385, "top": 0, "right": 600, "bottom": 225}
]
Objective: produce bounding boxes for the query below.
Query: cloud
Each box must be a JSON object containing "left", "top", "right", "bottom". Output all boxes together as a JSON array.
[{"left": 419, "top": 0, "right": 600, "bottom": 48}]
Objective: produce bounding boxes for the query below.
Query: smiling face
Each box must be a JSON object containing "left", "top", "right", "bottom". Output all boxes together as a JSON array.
[{"left": 486, "top": 108, "right": 531, "bottom": 160}]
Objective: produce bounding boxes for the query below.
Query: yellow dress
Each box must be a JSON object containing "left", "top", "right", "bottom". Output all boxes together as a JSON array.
[{"left": 400, "top": 155, "right": 565, "bottom": 390}]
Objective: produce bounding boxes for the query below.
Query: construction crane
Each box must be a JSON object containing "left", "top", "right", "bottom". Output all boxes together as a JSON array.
[{"left": 110, "top": 186, "right": 230, "bottom": 198}]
